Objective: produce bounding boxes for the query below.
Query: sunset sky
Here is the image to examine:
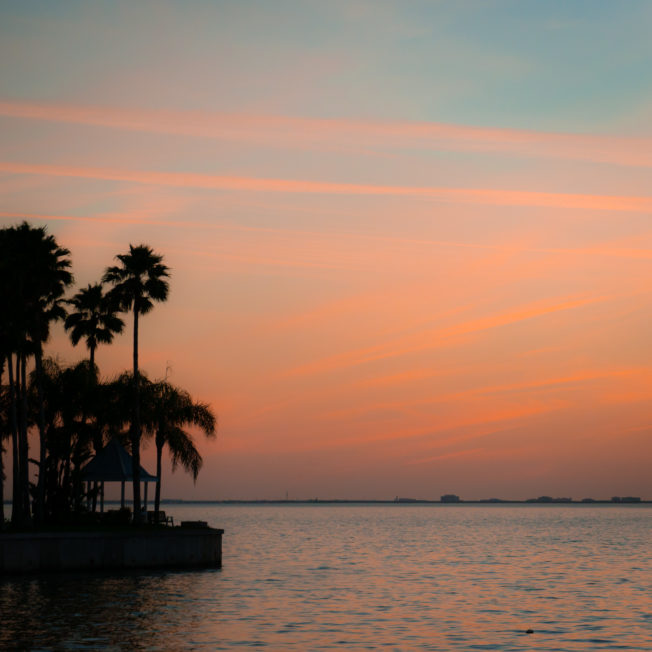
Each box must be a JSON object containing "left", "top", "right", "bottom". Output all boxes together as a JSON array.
[{"left": 2, "top": 1, "right": 652, "bottom": 500}]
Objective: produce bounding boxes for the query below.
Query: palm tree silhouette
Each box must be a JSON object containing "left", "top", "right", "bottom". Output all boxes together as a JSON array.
[
  {"left": 64, "top": 284, "right": 123, "bottom": 512},
  {"left": 2, "top": 223, "right": 74, "bottom": 523},
  {"left": 0, "top": 225, "right": 23, "bottom": 523},
  {"left": 0, "top": 363, "right": 8, "bottom": 528},
  {"left": 141, "top": 380, "right": 216, "bottom": 519},
  {"left": 65, "top": 283, "right": 124, "bottom": 368},
  {"left": 32, "top": 357, "right": 99, "bottom": 519},
  {"left": 103, "top": 245, "right": 169, "bottom": 520}
]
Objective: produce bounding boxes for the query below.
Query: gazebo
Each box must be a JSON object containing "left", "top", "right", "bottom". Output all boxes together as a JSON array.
[{"left": 82, "top": 438, "right": 158, "bottom": 513}]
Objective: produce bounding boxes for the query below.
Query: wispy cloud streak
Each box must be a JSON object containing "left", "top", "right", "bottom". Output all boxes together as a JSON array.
[
  {"left": 2, "top": 161, "right": 651, "bottom": 212},
  {"left": 285, "top": 294, "right": 606, "bottom": 378},
  {"left": 2, "top": 100, "right": 652, "bottom": 168}
]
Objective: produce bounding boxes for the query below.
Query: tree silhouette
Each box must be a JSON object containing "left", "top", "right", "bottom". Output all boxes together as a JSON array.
[
  {"left": 141, "top": 380, "right": 216, "bottom": 518},
  {"left": 103, "top": 245, "right": 169, "bottom": 520},
  {"left": 24, "top": 225, "right": 74, "bottom": 523},
  {"left": 32, "top": 358, "right": 99, "bottom": 520},
  {"left": 0, "top": 224, "right": 30, "bottom": 523},
  {"left": 65, "top": 283, "right": 124, "bottom": 368},
  {"left": 93, "top": 371, "right": 136, "bottom": 450},
  {"left": 0, "top": 361, "right": 7, "bottom": 528},
  {"left": 0, "top": 227, "right": 217, "bottom": 528},
  {"left": 0, "top": 223, "right": 73, "bottom": 524}
]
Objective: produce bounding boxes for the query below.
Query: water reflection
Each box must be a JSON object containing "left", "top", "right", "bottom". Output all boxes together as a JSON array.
[
  {"left": 1, "top": 505, "right": 651, "bottom": 650},
  {"left": 0, "top": 570, "right": 223, "bottom": 650}
]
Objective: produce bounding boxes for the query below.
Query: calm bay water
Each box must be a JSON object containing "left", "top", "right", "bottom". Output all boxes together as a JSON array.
[{"left": 1, "top": 504, "right": 651, "bottom": 651}]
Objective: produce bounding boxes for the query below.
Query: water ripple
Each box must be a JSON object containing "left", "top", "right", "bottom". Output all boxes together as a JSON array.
[{"left": 1, "top": 504, "right": 651, "bottom": 650}]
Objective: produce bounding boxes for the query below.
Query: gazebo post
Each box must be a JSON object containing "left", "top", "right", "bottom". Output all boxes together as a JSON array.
[
  {"left": 143, "top": 481, "right": 148, "bottom": 515},
  {"left": 121, "top": 480, "right": 125, "bottom": 509},
  {"left": 100, "top": 481, "right": 105, "bottom": 513}
]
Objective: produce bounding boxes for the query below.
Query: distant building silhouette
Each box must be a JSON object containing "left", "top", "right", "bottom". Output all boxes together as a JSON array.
[
  {"left": 440, "top": 494, "right": 460, "bottom": 503},
  {"left": 612, "top": 496, "right": 641, "bottom": 503}
]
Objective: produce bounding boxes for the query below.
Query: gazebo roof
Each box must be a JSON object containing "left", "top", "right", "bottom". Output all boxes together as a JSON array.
[{"left": 82, "top": 438, "right": 157, "bottom": 483}]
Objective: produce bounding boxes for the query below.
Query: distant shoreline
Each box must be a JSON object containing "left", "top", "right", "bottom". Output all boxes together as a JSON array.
[
  {"left": 160, "top": 499, "right": 651, "bottom": 505},
  {"left": 5, "top": 499, "right": 649, "bottom": 506}
]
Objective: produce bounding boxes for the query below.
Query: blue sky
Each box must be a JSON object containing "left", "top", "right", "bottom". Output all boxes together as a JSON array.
[{"left": 2, "top": 1, "right": 651, "bottom": 130}]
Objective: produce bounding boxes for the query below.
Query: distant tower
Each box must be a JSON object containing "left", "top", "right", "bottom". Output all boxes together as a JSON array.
[{"left": 286, "top": 490, "right": 289, "bottom": 501}]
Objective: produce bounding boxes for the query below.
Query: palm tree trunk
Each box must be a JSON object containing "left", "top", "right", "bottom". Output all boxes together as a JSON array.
[
  {"left": 0, "top": 355, "right": 5, "bottom": 529},
  {"left": 0, "top": 437, "right": 4, "bottom": 529},
  {"left": 19, "top": 352, "right": 31, "bottom": 524},
  {"left": 154, "top": 435, "right": 163, "bottom": 520},
  {"left": 9, "top": 353, "right": 21, "bottom": 524},
  {"left": 89, "top": 343, "right": 95, "bottom": 369},
  {"left": 34, "top": 344, "right": 47, "bottom": 524},
  {"left": 63, "top": 453, "right": 72, "bottom": 513},
  {"left": 131, "top": 306, "right": 142, "bottom": 522}
]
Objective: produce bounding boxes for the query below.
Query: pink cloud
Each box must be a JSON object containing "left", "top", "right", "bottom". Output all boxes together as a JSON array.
[
  {"left": 2, "top": 100, "right": 652, "bottom": 168},
  {"left": 2, "top": 161, "right": 652, "bottom": 212}
]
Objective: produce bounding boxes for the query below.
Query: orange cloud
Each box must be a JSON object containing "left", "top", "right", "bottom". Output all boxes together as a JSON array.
[
  {"left": 284, "top": 293, "right": 607, "bottom": 378},
  {"left": 322, "top": 368, "right": 639, "bottom": 422},
  {"left": 466, "top": 368, "right": 643, "bottom": 397},
  {"left": 4, "top": 211, "right": 652, "bottom": 270},
  {"left": 2, "top": 161, "right": 652, "bottom": 212},
  {"left": 315, "top": 401, "right": 561, "bottom": 452},
  {"left": 2, "top": 100, "right": 652, "bottom": 168}
]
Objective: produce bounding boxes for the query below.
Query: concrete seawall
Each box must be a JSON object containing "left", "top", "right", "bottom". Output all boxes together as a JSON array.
[{"left": 0, "top": 527, "right": 223, "bottom": 573}]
